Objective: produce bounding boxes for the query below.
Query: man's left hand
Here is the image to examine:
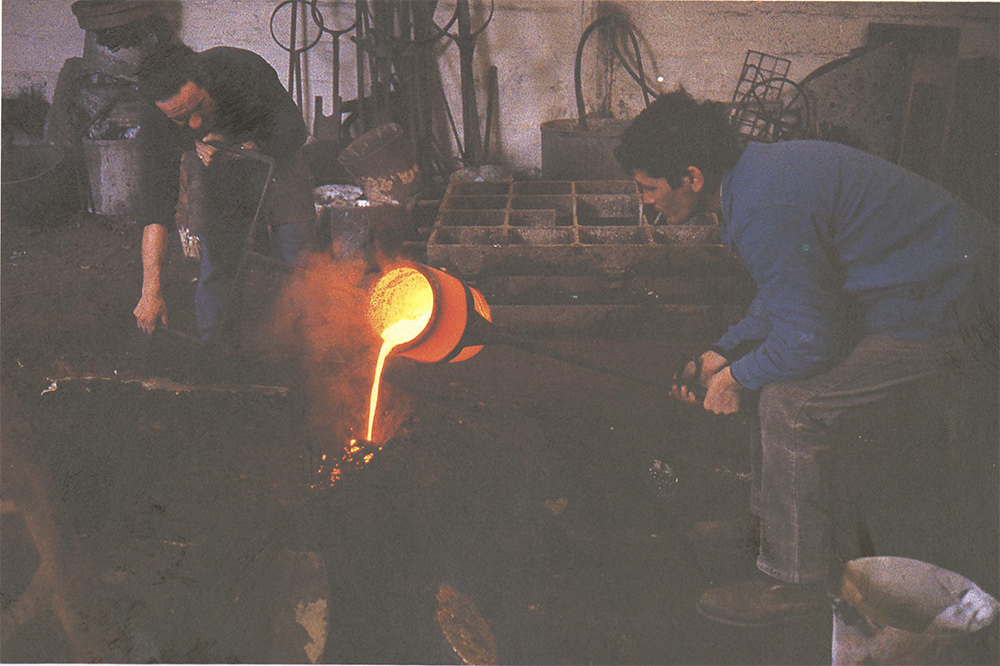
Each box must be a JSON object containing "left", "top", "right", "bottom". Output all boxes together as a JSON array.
[
  {"left": 195, "top": 133, "right": 225, "bottom": 166},
  {"left": 703, "top": 366, "right": 743, "bottom": 415}
]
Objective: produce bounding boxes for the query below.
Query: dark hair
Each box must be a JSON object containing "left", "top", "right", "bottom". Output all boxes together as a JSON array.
[
  {"left": 136, "top": 42, "right": 204, "bottom": 102},
  {"left": 616, "top": 88, "right": 742, "bottom": 188}
]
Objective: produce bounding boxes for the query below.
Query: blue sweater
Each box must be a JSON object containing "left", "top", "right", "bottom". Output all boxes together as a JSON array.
[{"left": 716, "top": 141, "right": 996, "bottom": 391}]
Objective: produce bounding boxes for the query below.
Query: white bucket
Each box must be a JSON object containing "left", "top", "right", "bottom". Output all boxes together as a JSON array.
[{"left": 833, "top": 557, "right": 998, "bottom": 665}]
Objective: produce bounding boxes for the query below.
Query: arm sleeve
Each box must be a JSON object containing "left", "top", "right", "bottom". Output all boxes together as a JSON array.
[
  {"left": 726, "top": 206, "right": 842, "bottom": 391},
  {"left": 212, "top": 52, "right": 306, "bottom": 161},
  {"left": 245, "top": 77, "right": 305, "bottom": 160},
  {"left": 715, "top": 294, "right": 772, "bottom": 352},
  {"left": 139, "top": 104, "right": 183, "bottom": 229}
]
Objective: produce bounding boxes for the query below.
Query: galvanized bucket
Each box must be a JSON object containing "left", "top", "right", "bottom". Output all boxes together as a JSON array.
[
  {"left": 833, "top": 557, "right": 999, "bottom": 665},
  {"left": 81, "top": 137, "right": 141, "bottom": 216}
]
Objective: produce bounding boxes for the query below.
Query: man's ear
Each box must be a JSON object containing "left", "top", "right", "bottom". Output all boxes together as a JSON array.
[{"left": 686, "top": 166, "right": 706, "bottom": 193}]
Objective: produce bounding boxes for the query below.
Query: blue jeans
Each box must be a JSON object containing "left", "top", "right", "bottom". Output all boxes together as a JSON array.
[{"left": 195, "top": 220, "right": 316, "bottom": 341}]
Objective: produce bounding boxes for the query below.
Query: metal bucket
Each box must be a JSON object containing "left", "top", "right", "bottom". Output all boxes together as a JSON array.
[
  {"left": 81, "top": 137, "right": 141, "bottom": 216},
  {"left": 1, "top": 144, "right": 79, "bottom": 226},
  {"left": 314, "top": 185, "right": 409, "bottom": 262},
  {"left": 337, "top": 123, "right": 422, "bottom": 204},
  {"left": 833, "top": 557, "right": 999, "bottom": 665},
  {"left": 540, "top": 117, "right": 629, "bottom": 181}
]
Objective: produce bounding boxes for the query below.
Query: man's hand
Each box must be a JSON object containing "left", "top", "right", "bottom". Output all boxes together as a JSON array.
[
  {"left": 671, "top": 350, "right": 729, "bottom": 405},
  {"left": 194, "top": 133, "right": 226, "bottom": 166},
  {"left": 703, "top": 366, "right": 743, "bottom": 415},
  {"left": 134, "top": 291, "right": 168, "bottom": 334}
]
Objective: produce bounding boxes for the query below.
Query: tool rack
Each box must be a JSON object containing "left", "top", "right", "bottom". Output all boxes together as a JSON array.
[{"left": 427, "top": 180, "right": 752, "bottom": 337}]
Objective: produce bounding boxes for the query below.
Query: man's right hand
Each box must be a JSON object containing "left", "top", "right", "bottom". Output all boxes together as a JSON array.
[
  {"left": 134, "top": 292, "right": 168, "bottom": 334},
  {"left": 670, "top": 350, "right": 729, "bottom": 405},
  {"left": 137, "top": 223, "right": 170, "bottom": 334},
  {"left": 195, "top": 133, "right": 226, "bottom": 166}
]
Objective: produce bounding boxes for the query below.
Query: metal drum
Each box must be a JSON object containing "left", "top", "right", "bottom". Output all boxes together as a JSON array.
[{"left": 540, "top": 117, "right": 629, "bottom": 181}]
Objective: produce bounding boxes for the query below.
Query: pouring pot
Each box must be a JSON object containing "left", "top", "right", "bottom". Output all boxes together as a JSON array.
[{"left": 367, "top": 263, "right": 491, "bottom": 364}]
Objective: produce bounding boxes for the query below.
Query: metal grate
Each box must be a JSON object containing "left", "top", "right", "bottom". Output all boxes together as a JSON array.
[{"left": 730, "top": 51, "right": 792, "bottom": 140}]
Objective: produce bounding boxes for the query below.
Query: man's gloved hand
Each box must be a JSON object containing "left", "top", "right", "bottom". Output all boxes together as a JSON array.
[
  {"left": 670, "top": 350, "right": 732, "bottom": 408},
  {"left": 134, "top": 290, "right": 168, "bottom": 334}
]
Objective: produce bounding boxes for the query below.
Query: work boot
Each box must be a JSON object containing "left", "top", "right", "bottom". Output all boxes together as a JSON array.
[
  {"left": 697, "top": 571, "right": 830, "bottom": 627},
  {"left": 688, "top": 515, "right": 760, "bottom": 555}
]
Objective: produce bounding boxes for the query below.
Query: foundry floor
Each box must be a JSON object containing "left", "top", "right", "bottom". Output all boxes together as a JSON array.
[{"left": 2, "top": 214, "right": 998, "bottom": 664}]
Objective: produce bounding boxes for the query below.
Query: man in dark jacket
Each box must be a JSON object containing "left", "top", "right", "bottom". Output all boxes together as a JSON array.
[
  {"left": 134, "top": 42, "right": 315, "bottom": 342},
  {"left": 617, "top": 90, "right": 997, "bottom": 626}
]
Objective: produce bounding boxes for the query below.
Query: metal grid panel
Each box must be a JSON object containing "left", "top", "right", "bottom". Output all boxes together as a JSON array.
[
  {"left": 731, "top": 51, "right": 792, "bottom": 140},
  {"left": 428, "top": 180, "right": 723, "bottom": 279}
]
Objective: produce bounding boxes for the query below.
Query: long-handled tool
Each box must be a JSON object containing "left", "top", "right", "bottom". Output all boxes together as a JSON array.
[
  {"left": 210, "top": 144, "right": 277, "bottom": 347},
  {"left": 270, "top": 0, "right": 322, "bottom": 112},
  {"left": 311, "top": 0, "right": 357, "bottom": 142},
  {"left": 477, "top": 323, "right": 708, "bottom": 401}
]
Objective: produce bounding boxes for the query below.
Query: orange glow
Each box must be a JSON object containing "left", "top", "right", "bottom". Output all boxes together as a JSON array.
[
  {"left": 368, "top": 267, "right": 435, "bottom": 348},
  {"left": 366, "top": 316, "right": 430, "bottom": 442}
]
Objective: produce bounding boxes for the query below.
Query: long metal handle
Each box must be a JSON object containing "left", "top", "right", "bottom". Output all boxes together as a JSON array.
[{"left": 210, "top": 145, "right": 276, "bottom": 345}]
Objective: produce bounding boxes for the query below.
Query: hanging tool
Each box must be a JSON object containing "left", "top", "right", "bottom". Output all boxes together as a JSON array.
[
  {"left": 482, "top": 65, "right": 498, "bottom": 162},
  {"left": 390, "top": 1, "right": 461, "bottom": 177},
  {"left": 310, "top": 0, "right": 357, "bottom": 142},
  {"left": 425, "top": 0, "right": 494, "bottom": 166},
  {"left": 270, "top": 0, "right": 322, "bottom": 111},
  {"left": 573, "top": 15, "right": 656, "bottom": 131},
  {"left": 454, "top": 0, "right": 484, "bottom": 165},
  {"left": 354, "top": 0, "right": 368, "bottom": 134}
]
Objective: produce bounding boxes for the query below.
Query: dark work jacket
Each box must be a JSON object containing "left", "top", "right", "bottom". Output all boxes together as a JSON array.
[{"left": 139, "top": 47, "right": 306, "bottom": 230}]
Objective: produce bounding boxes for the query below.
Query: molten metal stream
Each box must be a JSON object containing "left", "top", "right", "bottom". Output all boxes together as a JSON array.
[{"left": 365, "top": 316, "right": 428, "bottom": 442}]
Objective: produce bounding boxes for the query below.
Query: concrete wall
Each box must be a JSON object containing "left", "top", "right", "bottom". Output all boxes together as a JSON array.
[{"left": 3, "top": 1, "right": 997, "bottom": 173}]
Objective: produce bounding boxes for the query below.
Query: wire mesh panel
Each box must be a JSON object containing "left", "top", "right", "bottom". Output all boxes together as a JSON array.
[{"left": 730, "top": 51, "right": 792, "bottom": 141}]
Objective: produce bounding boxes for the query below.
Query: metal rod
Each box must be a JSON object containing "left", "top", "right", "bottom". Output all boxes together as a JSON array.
[
  {"left": 287, "top": 1, "right": 298, "bottom": 95},
  {"left": 479, "top": 326, "right": 675, "bottom": 393},
  {"left": 355, "top": 0, "right": 367, "bottom": 133}
]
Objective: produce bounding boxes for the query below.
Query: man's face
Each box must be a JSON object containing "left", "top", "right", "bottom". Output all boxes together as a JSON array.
[
  {"left": 156, "top": 81, "right": 214, "bottom": 134},
  {"left": 633, "top": 169, "right": 704, "bottom": 224}
]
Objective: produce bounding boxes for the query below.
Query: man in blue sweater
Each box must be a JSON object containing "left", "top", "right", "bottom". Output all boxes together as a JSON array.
[{"left": 617, "top": 90, "right": 997, "bottom": 626}]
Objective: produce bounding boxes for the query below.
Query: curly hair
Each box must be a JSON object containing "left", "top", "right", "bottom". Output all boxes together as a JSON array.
[
  {"left": 616, "top": 88, "right": 742, "bottom": 188},
  {"left": 136, "top": 42, "right": 205, "bottom": 103}
]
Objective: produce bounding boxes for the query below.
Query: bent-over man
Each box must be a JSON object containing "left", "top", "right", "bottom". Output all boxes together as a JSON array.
[
  {"left": 134, "top": 42, "right": 316, "bottom": 342},
  {"left": 616, "top": 90, "right": 997, "bottom": 626}
]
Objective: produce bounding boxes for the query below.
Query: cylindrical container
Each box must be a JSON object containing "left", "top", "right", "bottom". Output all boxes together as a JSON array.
[
  {"left": 833, "top": 556, "right": 999, "bottom": 665},
  {"left": 80, "top": 30, "right": 146, "bottom": 79},
  {"left": 314, "top": 185, "right": 410, "bottom": 262},
  {"left": 81, "top": 137, "right": 141, "bottom": 216},
  {"left": 338, "top": 123, "right": 422, "bottom": 204},
  {"left": 540, "top": 117, "right": 629, "bottom": 181},
  {"left": 367, "top": 263, "right": 492, "bottom": 364},
  {"left": 1, "top": 145, "right": 79, "bottom": 226}
]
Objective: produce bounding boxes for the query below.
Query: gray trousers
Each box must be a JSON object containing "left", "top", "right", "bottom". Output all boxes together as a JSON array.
[{"left": 747, "top": 334, "right": 962, "bottom": 583}]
